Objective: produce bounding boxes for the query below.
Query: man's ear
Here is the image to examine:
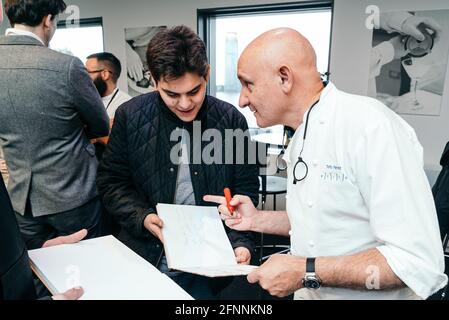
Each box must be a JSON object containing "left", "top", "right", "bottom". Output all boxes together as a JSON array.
[
  {"left": 204, "top": 64, "right": 211, "bottom": 83},
  {"left": 278, "top": 65, "right": 293, "bottom": 94},
  {"left": 102, "top": 69, "right": 111, "bottom": 81},
  {"left": 43, "top": 15, "right": 53, "bottom": 29}
]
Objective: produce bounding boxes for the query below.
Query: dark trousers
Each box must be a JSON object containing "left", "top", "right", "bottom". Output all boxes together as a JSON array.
[
  {"left": 15, "top": 196, "right": 103, "bottom": 250},
  {"left": 158, "top": 256, "right": 217, "bottom": 300}
]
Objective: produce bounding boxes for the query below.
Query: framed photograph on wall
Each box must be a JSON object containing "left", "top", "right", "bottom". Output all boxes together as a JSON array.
[
  {"left": 124, "top": 26, "right": 166, "bottom": 97},
  {"left": 368, "top": 10, "right": 449, "bottom": 116}
]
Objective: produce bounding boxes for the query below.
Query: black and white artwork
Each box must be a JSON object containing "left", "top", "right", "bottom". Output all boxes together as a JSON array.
[
  {"left": 125, "top": 26, "right": 166, "bottom": 97},
  {"left": 368, "top": 10, "right": 449, "bottom": 116}
]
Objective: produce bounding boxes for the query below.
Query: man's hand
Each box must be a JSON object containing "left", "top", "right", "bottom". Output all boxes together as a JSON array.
[
  {"left": 52, "top": 287, "right": 84, "bottom": 300},
  {"left": 126, "top": 42, "right": 144, "bottom": 82},
  {"left": 203, "top": 194, "right": 258, "bottom": 231},
  {"left": 143, "top": 213, "right": 164, "bottom": 242},
  {"left": 234, "top": 247, "right": 251, "bottom": 265},
  {"left": 90, "top": 136, "right": 109, "bottom": 146},
  {"left": 42, "top": 229, "right": 87, "bottom": 248},
  {"left": 401, "top": 16, "right": 442, "bottom": 42},
  {"left": 247, "top": 254, "right": 304, "bottom": 298},
  {"left": 389, "top": 35, "right": 408, "bottom": 60}
]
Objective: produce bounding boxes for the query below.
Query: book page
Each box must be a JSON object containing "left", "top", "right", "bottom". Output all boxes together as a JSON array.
[
  {"left": 178, "top": 265, "right": 258, "bottom": 277},
  {"left": 28, "top": 235, "right": 193, "bottom": 300},
  {"left": 156, "top": 204, "right": 242, "bottom": 272}
]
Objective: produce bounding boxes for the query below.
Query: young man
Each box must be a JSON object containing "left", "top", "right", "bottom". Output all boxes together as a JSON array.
[
  {"left": 206, "top": 28, "right": 447, "bottom": 300},
  {"left": 97, "top": 25, "right": 259, "bottom": 299},
  {"left": 0, "top": 0, "right": 109, "bottom": 249},
  {"left": 85, "top": 52, "right": 132, "bottom": 120}
]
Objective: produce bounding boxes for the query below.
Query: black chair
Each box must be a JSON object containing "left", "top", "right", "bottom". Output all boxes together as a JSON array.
[{"left": 255, "top": 141, "right": 289, "bottom": 264}]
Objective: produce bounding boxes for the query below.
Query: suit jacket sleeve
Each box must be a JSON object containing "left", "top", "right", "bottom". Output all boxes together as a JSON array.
[
  {"left": 68, "top": 57, "right": 109, "bottom": 138},
  {"left": 97, "top": 105, "right": 153, "bottom": 239}
]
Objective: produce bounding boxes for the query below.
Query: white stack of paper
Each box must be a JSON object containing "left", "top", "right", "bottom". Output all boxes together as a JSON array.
[
  {"left": 156, "top": 203, "right": 258, "bottom": 277},
  {"left": 28, "top": 235, "right": 193, "bottom": 300}
]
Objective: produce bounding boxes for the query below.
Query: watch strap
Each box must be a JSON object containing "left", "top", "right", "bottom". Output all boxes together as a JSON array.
[{"left": 306, "top": 257, "right": 316, "bottom": 273}]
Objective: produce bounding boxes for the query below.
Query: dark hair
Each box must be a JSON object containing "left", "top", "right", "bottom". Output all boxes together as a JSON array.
[
  {"left": 87, "top": 52, "right": 122, "bottom": 83},
  {"left": 146, "top": 25, "right": 209, "bottom": 83},
  {"left": 5, "top": 0, "right": 66, "bottom": 27}
]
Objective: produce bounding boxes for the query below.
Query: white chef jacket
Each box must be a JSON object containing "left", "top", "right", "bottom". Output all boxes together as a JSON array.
[
  {"left": 102, "top": 88, "right": 132, "bottom": 119},
  {"left": 283, "top": 82, "right": 447, "bottom": 300}
]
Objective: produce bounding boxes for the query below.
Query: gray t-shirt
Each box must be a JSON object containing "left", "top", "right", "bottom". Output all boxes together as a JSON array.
[{"left": 174, "top": 131, "right": 195, "bottom": 205}]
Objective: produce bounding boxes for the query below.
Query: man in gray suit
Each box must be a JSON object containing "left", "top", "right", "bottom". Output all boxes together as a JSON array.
[{"left": 0, "top": 0, "right": 109, "bottom": 249}]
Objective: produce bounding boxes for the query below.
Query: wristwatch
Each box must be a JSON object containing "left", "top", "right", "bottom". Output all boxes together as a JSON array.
[{"left": 302, "top": 257, "right": 322, "bottom": 289}]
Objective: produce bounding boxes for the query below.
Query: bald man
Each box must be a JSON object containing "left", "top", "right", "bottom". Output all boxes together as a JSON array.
[{"left": 205, "top": 28, "right": 447, "bottom": 300}]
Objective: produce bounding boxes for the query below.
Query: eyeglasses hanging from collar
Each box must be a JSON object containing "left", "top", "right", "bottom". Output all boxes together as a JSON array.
[
  {"left": 292, "top": 98, "right": 320, "bottom": 184},
  {"left": 275, "top": 98, "right": 320, "bottom": 184},
  {"left": 276, "top": 80, "right": 328, "bottom": 184}
]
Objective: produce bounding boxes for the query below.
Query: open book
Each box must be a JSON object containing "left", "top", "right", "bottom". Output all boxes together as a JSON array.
[
  {"left": 28, "top": 235, "right": 193, "bottom": 300},
  {"left": 156, "top": 203, "right": 258, "bottom": 277}
]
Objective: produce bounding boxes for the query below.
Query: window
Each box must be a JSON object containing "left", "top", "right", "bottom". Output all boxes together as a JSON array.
[
  {"left": 50, "top": 18, "right": 104, "bottom": 62},
  {"left": 199, "top": 2, "right": 333, "bottom": 143}
]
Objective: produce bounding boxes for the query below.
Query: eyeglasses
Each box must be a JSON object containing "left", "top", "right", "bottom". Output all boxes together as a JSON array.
[
  {"left": 87, "top": 69, "right": 114, "bottom": 75},
  {"left": 292, "top": 99, "right": 320, "bottom": 184},
  {"left": 275, "top": 99, "right": 320, "bottom": 185}
]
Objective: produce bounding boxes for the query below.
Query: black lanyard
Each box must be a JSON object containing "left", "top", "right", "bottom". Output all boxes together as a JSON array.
[{"left": 105, "top": 89, "right": 119, "bottom": 111}]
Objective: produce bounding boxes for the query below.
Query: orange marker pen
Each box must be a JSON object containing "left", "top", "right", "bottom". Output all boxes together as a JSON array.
[{"left": 223, "top": 187, "right": 235, "bottom": 215}]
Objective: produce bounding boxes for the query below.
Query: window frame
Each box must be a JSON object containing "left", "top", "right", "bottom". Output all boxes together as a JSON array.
[
  {"left": 55, "top": 17, "right": 105, "bottom": 55},
  {"left": 197, "top": 0, "right": 334, "bottom": 140},
  {"left": 57, "top": 16, "right": 103, "bottom": 30},
  {"left": 198, "top": 0, "right": 334, "bottom": 97}
]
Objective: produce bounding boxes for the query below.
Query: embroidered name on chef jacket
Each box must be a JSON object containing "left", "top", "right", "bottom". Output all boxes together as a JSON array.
[{"left": 321, "top": 164, "right": 348, "bottom": 183}]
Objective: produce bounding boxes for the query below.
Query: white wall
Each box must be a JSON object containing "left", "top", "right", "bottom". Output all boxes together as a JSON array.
[
  {"left": 331, "top": 0, "right": 449, "bottom": 174},
  {"left": 2, "top": 0, "right": 446, "bottom": 177},
  {"left": 67, "top": 0, "right": 448, "bottom": 172},
  {"left": 61, "top": 0, "right": 308, "bottom": 95}
]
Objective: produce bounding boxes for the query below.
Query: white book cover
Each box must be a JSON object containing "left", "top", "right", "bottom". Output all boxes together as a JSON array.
[
  {"left": 156, "top": 204, "right": 257, "bottom": 277},
  {"left": 28, "top": 235, "right": 193, "bottom": 300}
]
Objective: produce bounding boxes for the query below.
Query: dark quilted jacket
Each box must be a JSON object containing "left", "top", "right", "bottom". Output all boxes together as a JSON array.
[
  {"left": 433, "top": 142, "right": 449, "bottom": 240},
  {"left": 97, "top": 92, "right": 259, "bottom": 265}
]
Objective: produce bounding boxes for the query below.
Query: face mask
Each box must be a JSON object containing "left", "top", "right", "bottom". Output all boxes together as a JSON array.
[{"left": 93, "top": 76, "right": 107, "bottom": 97}]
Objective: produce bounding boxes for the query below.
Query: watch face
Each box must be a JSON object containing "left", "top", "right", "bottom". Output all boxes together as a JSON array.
[
  {"left": 305, "top": 279, "right": 320, "bottom": 289},
  {"left": 303, "top": 276, "right": 321, "bottom": 289}
]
